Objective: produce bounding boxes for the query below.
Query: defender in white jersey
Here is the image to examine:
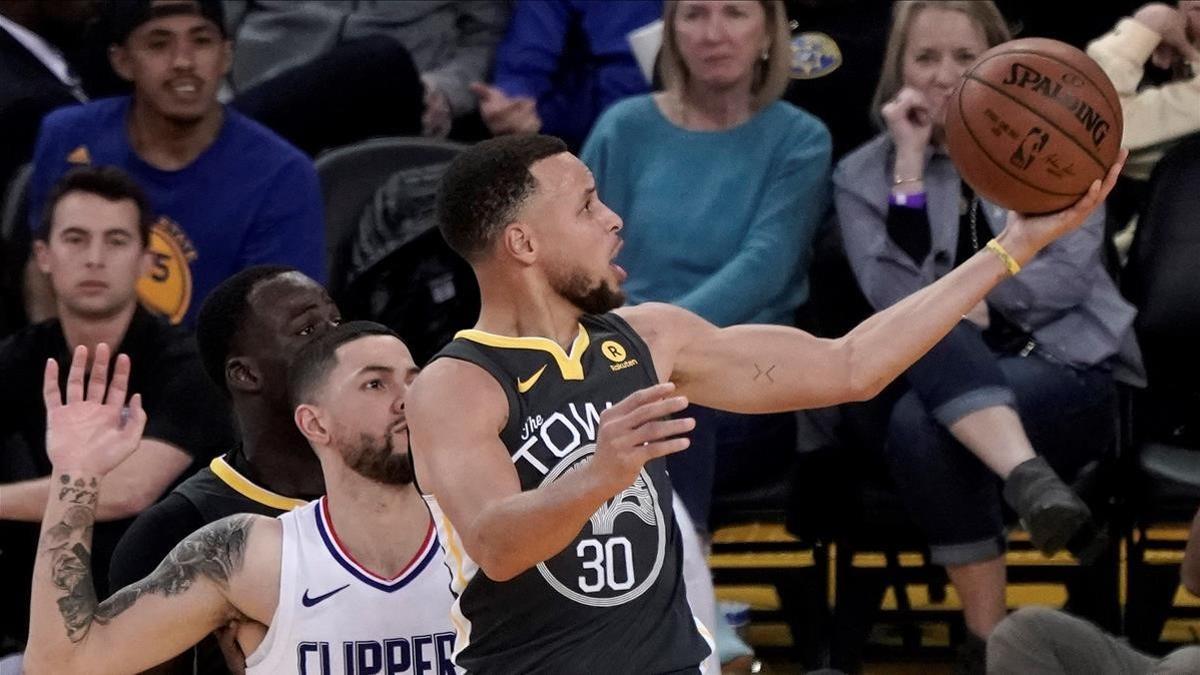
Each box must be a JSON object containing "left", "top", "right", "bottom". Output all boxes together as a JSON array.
[
  {"left": 247, "top": 496, "right": 454, "bottom": 674},
  {"left": 25, "top": 323, "right": 456, "bottom": 675}
]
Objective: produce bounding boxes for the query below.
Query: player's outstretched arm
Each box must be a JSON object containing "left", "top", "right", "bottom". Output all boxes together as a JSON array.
[
  {"left": 26, "top": 345, "right": 275, "bottom": 675},
  {"left": 622, "top": 153, "right": 1126, "bottom": 413},
  {"left": 409, "top": 359, "right": 692, "bottom": 582}
]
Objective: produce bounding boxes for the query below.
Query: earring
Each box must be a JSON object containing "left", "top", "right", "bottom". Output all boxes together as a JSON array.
[{"left": 761, "top": 47, "right": 770, "bottom": 61}]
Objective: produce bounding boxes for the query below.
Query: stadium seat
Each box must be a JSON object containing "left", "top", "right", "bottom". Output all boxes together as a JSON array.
[
  {"left": 1120, "top": 132, "right": 1200, "bottom": 652},
  {"left": 313, "top": 137, "right": 465, "bottom": 296}
]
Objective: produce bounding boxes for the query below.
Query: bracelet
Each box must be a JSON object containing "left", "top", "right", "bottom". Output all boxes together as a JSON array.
[
  {"left": 889, "top": 190, "right": 926, "bottom": 208},
  {"left": 986, "top": 238, "right": 1021, "bottom": 276},
  {"left": 893, "top": 175, "right": 923, "bottom": 186}
]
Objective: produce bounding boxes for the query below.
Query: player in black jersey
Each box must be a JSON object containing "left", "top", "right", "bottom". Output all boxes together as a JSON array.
[
  {"left": 407, "top": 135, "right": 1124, "bottom": 674},
  {"left": 107, "top": 265, "right": 338, "bottom": 673}
]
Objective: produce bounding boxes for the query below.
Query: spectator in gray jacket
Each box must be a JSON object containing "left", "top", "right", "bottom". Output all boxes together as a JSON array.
[{"left": 833, "top": 0, "right": 1144, "bottom": 667}]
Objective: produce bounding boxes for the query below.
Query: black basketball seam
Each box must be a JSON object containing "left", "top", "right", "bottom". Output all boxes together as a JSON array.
[
  {"left": 966, "top": 47, "right": 1121, "bottom": 118},
  {"left": 953, "top": 87, "right": 1086, "bottom": 201},
  {"left": 964, "top": 75, "right": 1108, "bottom": 173}
]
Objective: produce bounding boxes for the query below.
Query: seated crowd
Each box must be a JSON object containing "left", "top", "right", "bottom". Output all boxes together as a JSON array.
[{"left": 1, "top": 1, "right": 1198, "bottom": 674}]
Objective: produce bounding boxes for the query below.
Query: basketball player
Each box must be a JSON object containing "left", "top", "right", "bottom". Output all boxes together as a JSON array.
[
  {"left": 407, "top": 135, "right": 1125, "bottom": 673},
  {"left": 25, "top": 323, "right": 456, "bottom": 675}
]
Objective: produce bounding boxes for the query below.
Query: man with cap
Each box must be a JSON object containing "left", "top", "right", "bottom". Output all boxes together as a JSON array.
[{"left": 22, "top": 0, "right": 325, "bottom": 329}]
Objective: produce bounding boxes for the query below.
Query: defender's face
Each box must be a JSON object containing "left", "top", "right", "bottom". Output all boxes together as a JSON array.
[{"left": 321, "top": 335, "right": 419, "bottom": 484}]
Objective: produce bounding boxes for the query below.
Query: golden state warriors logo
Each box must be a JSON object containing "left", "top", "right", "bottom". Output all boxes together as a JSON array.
[
  {"left": 137, "top": 217, "right": 197, "bottom": 324},
  {"left": 536, "top": 445, "right": 666, "bottom": 608},
  {"left": 790, "top": 32, "right": 842, "bottom": 80}
]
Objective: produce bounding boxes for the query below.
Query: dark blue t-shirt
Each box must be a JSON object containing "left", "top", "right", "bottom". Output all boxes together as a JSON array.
[{"left": 28, "top": 96, "right": 326, "bottom": 326}]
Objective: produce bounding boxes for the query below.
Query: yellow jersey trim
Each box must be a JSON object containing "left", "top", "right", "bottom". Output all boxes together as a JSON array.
[
  {"left": 209, "top": 456, "right": 309, "bottom": 512},
  {"left": 455, "top": 325, "right": 590, "bottom": 381}
]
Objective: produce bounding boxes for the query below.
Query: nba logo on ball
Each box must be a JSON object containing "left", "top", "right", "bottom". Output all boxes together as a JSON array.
[{"left": 945, "top": 38, "right": 1123, "bottom": 214}]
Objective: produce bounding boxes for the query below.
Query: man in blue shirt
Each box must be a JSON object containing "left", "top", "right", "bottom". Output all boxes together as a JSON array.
[
  {"left": 473, "top": 0, "right": 663, "bottom": 150},
  {"left": 24, "top": 0, "right": 325, "bottom": 328}
]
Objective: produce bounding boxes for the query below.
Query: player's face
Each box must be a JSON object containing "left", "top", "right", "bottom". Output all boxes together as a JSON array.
[
  {"left": 901, "top": 8, "right": 989, "bottom": 128},
  {"left": 322, "top": 336, "right": 420, "bottom": 486},
  {"left": 242, "top": 273, "right": 341, "bottom": 403},
  {"left": 34, "top": 192, "right": 148, "bottom": 320},
  {"left": 525, "top": 154, "right": 626, "bottom": 314},
  {"left": 672, "top": 0, "right": 770, "bottom": 94},
  {"left": 111, "top": 10, "right": 230, "bottom": 124}
]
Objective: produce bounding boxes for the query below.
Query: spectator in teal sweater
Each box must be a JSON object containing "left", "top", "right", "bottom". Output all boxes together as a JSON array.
[
  {"left": 580, "top": 1, "right": 831, "bottom": 668},
  {"left": 581, "top": 1, "right": 831, "bottom": 328}
]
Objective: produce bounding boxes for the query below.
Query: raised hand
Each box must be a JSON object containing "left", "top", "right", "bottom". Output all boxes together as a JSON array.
[
  {"left": 1001, "top": 149, "right": 1128, "bottom": 261},
  {"left": 590, "top": 382, "right": 694, "bottom": 493},
  {"left": 43, "top": 343, "right": 146, "bottom": 476},
  {"left": 882, "top": 87, "right": 935, "bottom": 156}
]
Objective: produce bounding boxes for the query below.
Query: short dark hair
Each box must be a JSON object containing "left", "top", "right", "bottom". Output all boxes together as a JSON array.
[
  {"left": 196, "top": 265, "right": 297, "bottom": 394},
  {"left": 288, "top": 321, "right": 400, "bottom": 410},
  {"left": 436, "top": 134, "right": 568, "bottom": 261},
  {"left": 37, "top": 166, "right": 154, "bottom": 245}
]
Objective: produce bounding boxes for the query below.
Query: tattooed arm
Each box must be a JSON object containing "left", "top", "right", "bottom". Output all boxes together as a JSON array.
[{"left": 26, "top": 345, "right": 279, "bottom": 674}]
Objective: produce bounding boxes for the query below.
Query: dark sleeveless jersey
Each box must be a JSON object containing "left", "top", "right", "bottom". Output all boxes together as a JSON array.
[{"left": 422, "top": 313, "right": 711, "bottom": 674}]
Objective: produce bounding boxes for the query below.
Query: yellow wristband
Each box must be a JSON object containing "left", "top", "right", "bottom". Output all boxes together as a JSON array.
[{"left": 986, "top": 239, "right": 1021, "bottom": 276}]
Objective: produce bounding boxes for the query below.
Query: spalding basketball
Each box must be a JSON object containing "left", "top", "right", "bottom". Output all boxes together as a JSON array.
[{"left": 945, "top": 38, "right": 1123, "bottom": 214}]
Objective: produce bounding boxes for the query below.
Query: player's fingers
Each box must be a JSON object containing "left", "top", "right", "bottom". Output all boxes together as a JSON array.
[
  {"left": 65, "top": 344, "right": 87, "bottom": 404},
  {"left": 106, "top": 353, "right": 132, "bottom": 406},
  {"left": 87, "top": 342, "right": 110, "bottom": 402},
  {"left": 43, "top": 358, "right": 61, "bottom": 410},
  {"left": 121, "top": 393, "right": 148, "bottom": 439},
  {"left": 608, "top": 382, "right": 676, "bottom": 416},
  {"left": 628, "top": 417, "right": 695, "bottom": 446},
  {"left": 640, "top": 437, "right": 691, "bottom": 460},
  {"left": 622, "top": 395, "right": 690, "bottom": 430},
  {"left": 1099, "top": 149, "right": 1128, "bottom": 196}
]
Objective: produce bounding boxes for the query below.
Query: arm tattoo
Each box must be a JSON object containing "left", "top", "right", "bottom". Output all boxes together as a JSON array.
[
  {"left": 752, "top": 363, "right": 777, "bottom": 384},
  {"left": 44, "top": 493, "right": 253, "bottom": 644},
  {"left": 57, "top": 475, "right": 99, "bottom": 507}
]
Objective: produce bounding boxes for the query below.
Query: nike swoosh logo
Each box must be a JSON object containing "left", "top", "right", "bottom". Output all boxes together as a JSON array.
[
  {"left": 517, "top": 365, "right": 548, "bottom": 393},
  {"left": 301, "top": 584, "right": 349, "bottom": 607}
]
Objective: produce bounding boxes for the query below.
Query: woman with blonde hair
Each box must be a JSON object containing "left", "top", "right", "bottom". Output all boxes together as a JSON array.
[
  {"left": 834, "top": 1, "right": 1143, "bottom": 668},
  {"left": 581, "top": 1, "right": 831, "bottom": 668}
]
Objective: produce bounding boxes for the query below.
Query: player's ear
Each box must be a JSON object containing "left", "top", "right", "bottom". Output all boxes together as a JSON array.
[
  {"left": 33, "top": 239, "right": 51, "bottom": 275},
  {"left": 503, "top": 221, "right": 537, "bottom": 265},
  {"left": 226, "top": 357, "right": 261, "bottom": 394},
  {"left": 294, "top": 404, "right": 328, "bottom": 444},
  {"left": 109, "top": 44, "right": 134, "bottom": 83}
]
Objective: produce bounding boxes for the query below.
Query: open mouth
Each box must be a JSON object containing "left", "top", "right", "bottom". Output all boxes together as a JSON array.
[{"left": 167, "top": 79, "right": 202, "bottom": 98}]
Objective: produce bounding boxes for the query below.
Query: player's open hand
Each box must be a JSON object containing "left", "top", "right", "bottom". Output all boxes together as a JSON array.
[
  {"left": 43, "top": 343, "right": 146, "bottom": 476},
  {"left": 1003, "top": 149, "right": 1127, "bottom": 260},
  {"left": 591, "top": 383, "right": 694, "bottom": 494}
]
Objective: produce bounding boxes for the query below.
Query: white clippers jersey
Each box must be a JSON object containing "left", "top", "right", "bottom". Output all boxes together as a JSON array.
[{"left": 245, "top": 497, "right": 458, "bottom": 675}]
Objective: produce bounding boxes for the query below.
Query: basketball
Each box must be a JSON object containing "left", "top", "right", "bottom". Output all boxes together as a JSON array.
[{"left": 945, "top": 38, "right": 1123, "bottom": 214}]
